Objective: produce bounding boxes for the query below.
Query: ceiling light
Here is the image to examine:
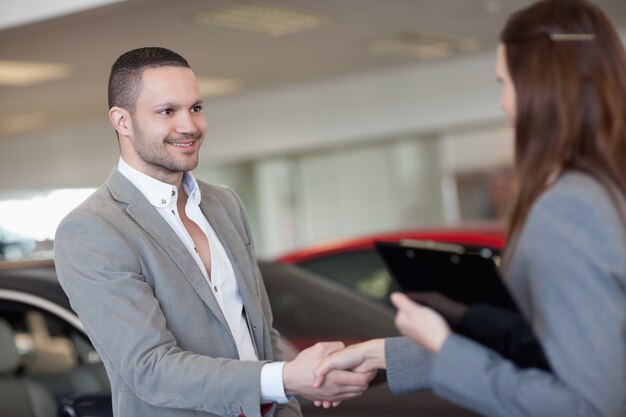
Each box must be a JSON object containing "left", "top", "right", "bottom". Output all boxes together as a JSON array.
[
  {"left": 0, "top": 60, "right": 72, "bottom": 86},
  {"left": 0, "top": 113, "right": 48, "bottom": 135},
  {"left": 371, "top": 32, "right": 480, "bottom": 61},
  {"left": 372, "top": 37, "right": 452, "bottom": 60},
  {"left": 191, "top": 3, "right": 328, "bottom": 37},
  {"left": 197, "top": 77, "right": 243, "bottom": 98}
]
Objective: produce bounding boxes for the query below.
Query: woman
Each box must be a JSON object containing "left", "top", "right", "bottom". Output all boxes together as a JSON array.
[{"left": 314, "top": 1, "right": 626, "bottom": 416}]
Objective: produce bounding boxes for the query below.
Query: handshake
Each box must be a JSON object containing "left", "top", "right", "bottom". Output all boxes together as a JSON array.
[
  {"left": 282, "top": 339, "right": 387, "bottom": 408},
  {"left": 281, "top": 291, "right": 462, "bottom": 408}
]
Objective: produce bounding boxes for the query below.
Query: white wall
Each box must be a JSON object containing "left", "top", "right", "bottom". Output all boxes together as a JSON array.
[
  {"left": 202, "top": 50, "right": 502, "bottom": 160},
  {"left": 0, "top": 49, "right": 505, "bottom": 191}
]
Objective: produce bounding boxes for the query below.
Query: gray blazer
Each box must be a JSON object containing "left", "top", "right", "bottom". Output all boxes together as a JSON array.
[
  {"left": 385, "top": 172, "right": 626, "bottom": 417},
  {"left": 54, "top": 169, "right": 301, "bottom": 417}
]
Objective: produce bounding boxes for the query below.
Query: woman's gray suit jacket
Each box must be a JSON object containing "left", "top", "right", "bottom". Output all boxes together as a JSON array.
[{"left": 385, "top": 172, "right": 626, "bottom": 417}]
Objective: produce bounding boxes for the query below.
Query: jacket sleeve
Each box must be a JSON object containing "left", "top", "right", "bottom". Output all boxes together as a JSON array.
[{"left": 384, "top": 337, "right": 434, "bottom": 395}]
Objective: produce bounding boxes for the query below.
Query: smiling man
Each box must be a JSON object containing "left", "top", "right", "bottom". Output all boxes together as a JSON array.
[{"left": 54, "top": 47, "right": 373, "bottom": 417}]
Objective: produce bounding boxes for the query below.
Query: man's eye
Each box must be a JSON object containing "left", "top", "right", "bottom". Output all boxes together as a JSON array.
[
  {"left": 191, "top": 105, "right": 203, "bottom": 113},
  {"left": 159, "top": 109, "right": 173, "bottom": 115}
]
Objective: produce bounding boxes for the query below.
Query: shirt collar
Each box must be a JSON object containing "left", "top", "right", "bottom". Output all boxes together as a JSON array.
[
  {"left": 117, "top": 157, "right": 202, "bottom": 208},
  {"left": 182, "top": 170, "right": 202, "bottom": 205}
]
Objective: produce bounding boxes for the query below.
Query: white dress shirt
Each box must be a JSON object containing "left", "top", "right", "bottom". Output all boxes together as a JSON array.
[{"left": 118, "top": 158, "right": 287, "bottom": 403}]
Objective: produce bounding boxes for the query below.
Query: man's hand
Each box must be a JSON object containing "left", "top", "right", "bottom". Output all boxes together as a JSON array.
[
  {"left": 283, "top": 342, "right": 375, "bottom": 408},
  {"left": 311, "top": 339, "right": 385, "bottom": 408}
]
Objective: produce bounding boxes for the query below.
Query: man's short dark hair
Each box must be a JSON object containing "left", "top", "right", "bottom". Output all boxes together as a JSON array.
[{"left": 108, "top": 47, "right": 191, "bottom": 111}]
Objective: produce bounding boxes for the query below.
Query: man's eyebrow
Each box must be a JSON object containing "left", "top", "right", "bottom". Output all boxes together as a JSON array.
[
  {"left": 152, "top": 102, "right": 181, "bottom": 110},
  {"left": 152, "top": 100, "right": 204, "bottom": 110}
]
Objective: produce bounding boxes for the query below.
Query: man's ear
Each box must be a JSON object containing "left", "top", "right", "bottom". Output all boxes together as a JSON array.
[{"left": 108, "top": 106, "right": 132, "bottom": 137}]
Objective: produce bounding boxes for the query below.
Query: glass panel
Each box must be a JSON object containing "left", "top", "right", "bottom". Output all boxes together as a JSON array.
[
  {"left": 297, "top": 249, "right": 401, "bottom": 304},
  {"left": 261, "top": 262, "right": 399, "bottom": 351},
  {"left": 0, "top": 299, "right": 110, "bottom": 402}
]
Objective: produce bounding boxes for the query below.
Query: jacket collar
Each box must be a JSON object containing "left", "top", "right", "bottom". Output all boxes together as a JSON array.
[
  {"left": 105, "top": 168, "right": 231, "bottom": 333},
  {"left": 104, "top": 168, "right": 267, "bottom": 357}
]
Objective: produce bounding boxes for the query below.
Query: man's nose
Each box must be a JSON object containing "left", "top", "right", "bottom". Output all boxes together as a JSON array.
[{"left": 176, "top": 112, "right": 200, "bottom": 134}]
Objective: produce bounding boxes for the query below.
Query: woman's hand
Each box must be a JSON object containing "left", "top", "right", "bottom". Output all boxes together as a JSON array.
[
  {"left": 391, "top": 292, "right": 452, "bottom": 353},
  {"left": 405, "top": 291, "right": 468, "bottom": 329}
]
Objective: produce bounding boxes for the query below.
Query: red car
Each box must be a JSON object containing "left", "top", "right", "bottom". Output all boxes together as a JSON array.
[{"left": 277, "top": 225, "right": 507, "bottom": 305}]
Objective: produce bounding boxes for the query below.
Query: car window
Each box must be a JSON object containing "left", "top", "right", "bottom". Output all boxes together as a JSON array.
[
  {"left": 260, "top": 262, "right": 399, "bottom": 350},
  {"left": 0, "top": 299, "right": 110, "bottom": 402},
  {"left": 296, "top": 249, "right": 401, "bottom": 303}
]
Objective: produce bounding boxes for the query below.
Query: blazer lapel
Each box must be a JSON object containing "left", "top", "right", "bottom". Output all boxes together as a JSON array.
[
  {"left": 200, "top": 191, "right": 267, "bottom": 355},
  {"left": 105, "top": 169, "right": 230, "bottom": 330}
]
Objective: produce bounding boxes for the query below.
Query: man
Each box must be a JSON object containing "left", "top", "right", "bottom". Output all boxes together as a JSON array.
[{"left": 54, "top": 47, "right": 372, "bottom": 417}]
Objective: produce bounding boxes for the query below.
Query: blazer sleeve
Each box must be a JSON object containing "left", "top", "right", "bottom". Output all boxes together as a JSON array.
[
  {"left": 384, "top": 337, "right": 434, "bottom": 395},
  {"left": 427, "top": 177, "right": 626, "bottom": 417},
  {"left": 55, "top": 206, "right": 270, "bottom": 417}
]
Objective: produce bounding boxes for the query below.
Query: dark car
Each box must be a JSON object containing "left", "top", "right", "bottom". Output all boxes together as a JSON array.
[
  {"left": 0, "top": 259, "right": 478, "bottom": 417},
  {"left": 277, "top": 226, "right": 506, "bottom": 304}
]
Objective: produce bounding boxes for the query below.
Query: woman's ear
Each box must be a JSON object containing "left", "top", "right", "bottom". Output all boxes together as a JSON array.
[{"left": 108, "top": 106, "right": 132, "bottom": 137}]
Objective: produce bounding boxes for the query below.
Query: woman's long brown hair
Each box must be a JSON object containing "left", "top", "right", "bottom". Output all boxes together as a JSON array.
[{"left": 501, "top": 0, "right": 626, "bottom": 244}]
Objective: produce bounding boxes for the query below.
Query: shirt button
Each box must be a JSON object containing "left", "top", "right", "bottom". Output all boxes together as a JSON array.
[
  {"left": 171, "top": 190, "right": 176, "bottom": 196},
  {"left": 161, "top": 199, "right": 167, "bottom": 204},
  {"left": 213, "top": 286, "right": 218, "bottom": 292}
]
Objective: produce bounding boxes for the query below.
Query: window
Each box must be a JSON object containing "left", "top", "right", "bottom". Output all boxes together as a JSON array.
[{"left": 0, "top": 299, "right": 109, "bottom": 402}]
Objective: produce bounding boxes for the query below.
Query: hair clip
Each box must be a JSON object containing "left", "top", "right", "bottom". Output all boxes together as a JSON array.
[{"left": 549, "top": 33, "right": 595, "bottom": 41}]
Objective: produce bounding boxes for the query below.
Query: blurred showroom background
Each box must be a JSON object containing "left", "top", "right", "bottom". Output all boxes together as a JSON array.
[{"left": 0, "top": 0, "right": 625, "bottom": 260}]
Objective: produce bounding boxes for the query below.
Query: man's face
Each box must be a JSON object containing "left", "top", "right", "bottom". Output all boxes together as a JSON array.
[{"left": 125, "top": 66, "right": 207, "bottom": 182}]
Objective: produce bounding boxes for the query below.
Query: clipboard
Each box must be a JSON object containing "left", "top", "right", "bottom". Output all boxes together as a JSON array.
[{"left": 375, "top": 239, "right": 518, "bottom": 311}]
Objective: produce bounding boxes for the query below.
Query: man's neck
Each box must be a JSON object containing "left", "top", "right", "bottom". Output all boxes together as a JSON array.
[
  {"left": 120, "top": 156, "right": 185, "bottom": 187},
  {"left": 177, "top": 186, "right": 189, "bottom": 212},
  {"left": 148, "top": 168, "right": 184, "bottom": 188}
]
